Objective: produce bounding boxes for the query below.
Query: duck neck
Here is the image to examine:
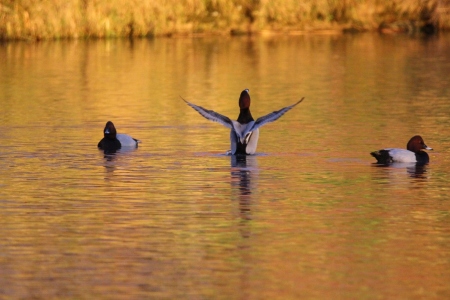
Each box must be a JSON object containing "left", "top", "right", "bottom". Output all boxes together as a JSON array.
[{"left": 237, "top": 108, "right": 254, "bottom": 124}]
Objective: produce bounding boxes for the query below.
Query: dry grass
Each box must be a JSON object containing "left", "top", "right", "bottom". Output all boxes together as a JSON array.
[{"left": 1, "top": 0, "right": 449, "bottom": 40}]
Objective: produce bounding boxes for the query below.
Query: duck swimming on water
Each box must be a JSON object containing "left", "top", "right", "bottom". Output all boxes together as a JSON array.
[
  {"left": 98, "top": 121, "right": 140, "bottom": 153},
  {"left": 370, "top": 135, "right": 432, "bottom": 164},
  {"left": 182, "top": 89, "right": 304, "bottom": 155}
]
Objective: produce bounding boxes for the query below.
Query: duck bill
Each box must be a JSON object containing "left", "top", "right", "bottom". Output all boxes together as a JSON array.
[{"left": 424, "top": 145, "right": 433, "bottom": 150}]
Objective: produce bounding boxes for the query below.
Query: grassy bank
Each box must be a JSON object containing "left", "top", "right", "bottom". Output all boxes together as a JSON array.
[{"left": 1, "top": 0, "right": 449, "bottom": 40}]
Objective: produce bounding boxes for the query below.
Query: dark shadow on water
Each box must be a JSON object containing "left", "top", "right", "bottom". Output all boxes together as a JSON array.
[
  {"left": 230, "top": 154, "right": 259, "bottom": 300},
  {"left": 372, "top": 162, "right": 428, "bottom": 179},
  {"left": 102, "top": 153, "right": 117, "bottom": 177},
  {"left": 100, "top": 147, "right": 139, "bottom": 177},
  {"left": 230, "top": 155, "right": 259, "bottom": 239}
]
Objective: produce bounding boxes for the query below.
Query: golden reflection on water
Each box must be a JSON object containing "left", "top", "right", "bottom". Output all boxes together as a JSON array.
[{"left": 0, "top": 34, "right": 450, "bottom": 298}]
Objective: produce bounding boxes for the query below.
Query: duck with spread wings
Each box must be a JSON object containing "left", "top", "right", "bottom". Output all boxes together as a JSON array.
[{"left": 182, "top": 89, "right": 304, "bottom": 155}]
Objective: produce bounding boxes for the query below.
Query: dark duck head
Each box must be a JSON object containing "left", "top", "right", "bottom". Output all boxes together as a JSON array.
[
  {"left": 237, "top": 89, "right": 254, "bottom": 124},
  {"left": 407, "top": 135, "right": 432, "bottom": 153},
  {"left": 98, "top": 121, "right": 122, "bottom": 153},
  {"left": 407, "top": 135, "right": 432, "bottom": 164},
  {"left": 103, "top": 121, "right": 117, "bottom": 139}
]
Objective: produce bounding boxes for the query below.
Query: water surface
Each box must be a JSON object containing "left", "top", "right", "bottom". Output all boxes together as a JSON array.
[{"left": 1, "top": 33, "right": 450, "bottom": 299}]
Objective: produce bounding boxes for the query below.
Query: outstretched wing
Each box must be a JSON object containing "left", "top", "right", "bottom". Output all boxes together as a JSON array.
[
  {"left": 182, "top": 97, "right": 233, "bottom": 129},
  {"left": 243, "top": 97, "right": 304, "bottom": 135}
]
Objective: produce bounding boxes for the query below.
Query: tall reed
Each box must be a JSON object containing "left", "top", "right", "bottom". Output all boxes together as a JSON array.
[{"left": 0, "top": 0, "right": 449, "bottom": 40}]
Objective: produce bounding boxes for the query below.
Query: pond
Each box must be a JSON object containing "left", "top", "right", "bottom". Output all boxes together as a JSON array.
[{"left": 1, "top": 33, "right": 450, "bottom": 299}]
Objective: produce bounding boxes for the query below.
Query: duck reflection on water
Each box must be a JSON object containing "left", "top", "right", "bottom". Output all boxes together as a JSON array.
[
  {"left": 372, "top": 162, "right": 429, "bottom": 179},
  {"left": 230, "top": 154, "right": 259, "bottom": 238}
]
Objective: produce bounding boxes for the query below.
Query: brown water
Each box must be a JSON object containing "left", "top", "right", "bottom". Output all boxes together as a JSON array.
[{"left": 1, "top": 33, "right": 450, "bottom": 299}]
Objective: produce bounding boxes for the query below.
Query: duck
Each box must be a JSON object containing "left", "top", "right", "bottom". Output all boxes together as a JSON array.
[
  {"left": 370, "top": 135, "right": 432, "bottom": 164},
  {"left": 98, "top": 121, "right": 140, "bottom": 152},
  {"left": 182, "top": 89, "right": 304, "bottom": 155}
]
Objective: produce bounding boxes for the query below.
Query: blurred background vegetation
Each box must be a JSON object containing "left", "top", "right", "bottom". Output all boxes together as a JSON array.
[{"left": 1, "top": 0, "right": 449, "bottom": 40}]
